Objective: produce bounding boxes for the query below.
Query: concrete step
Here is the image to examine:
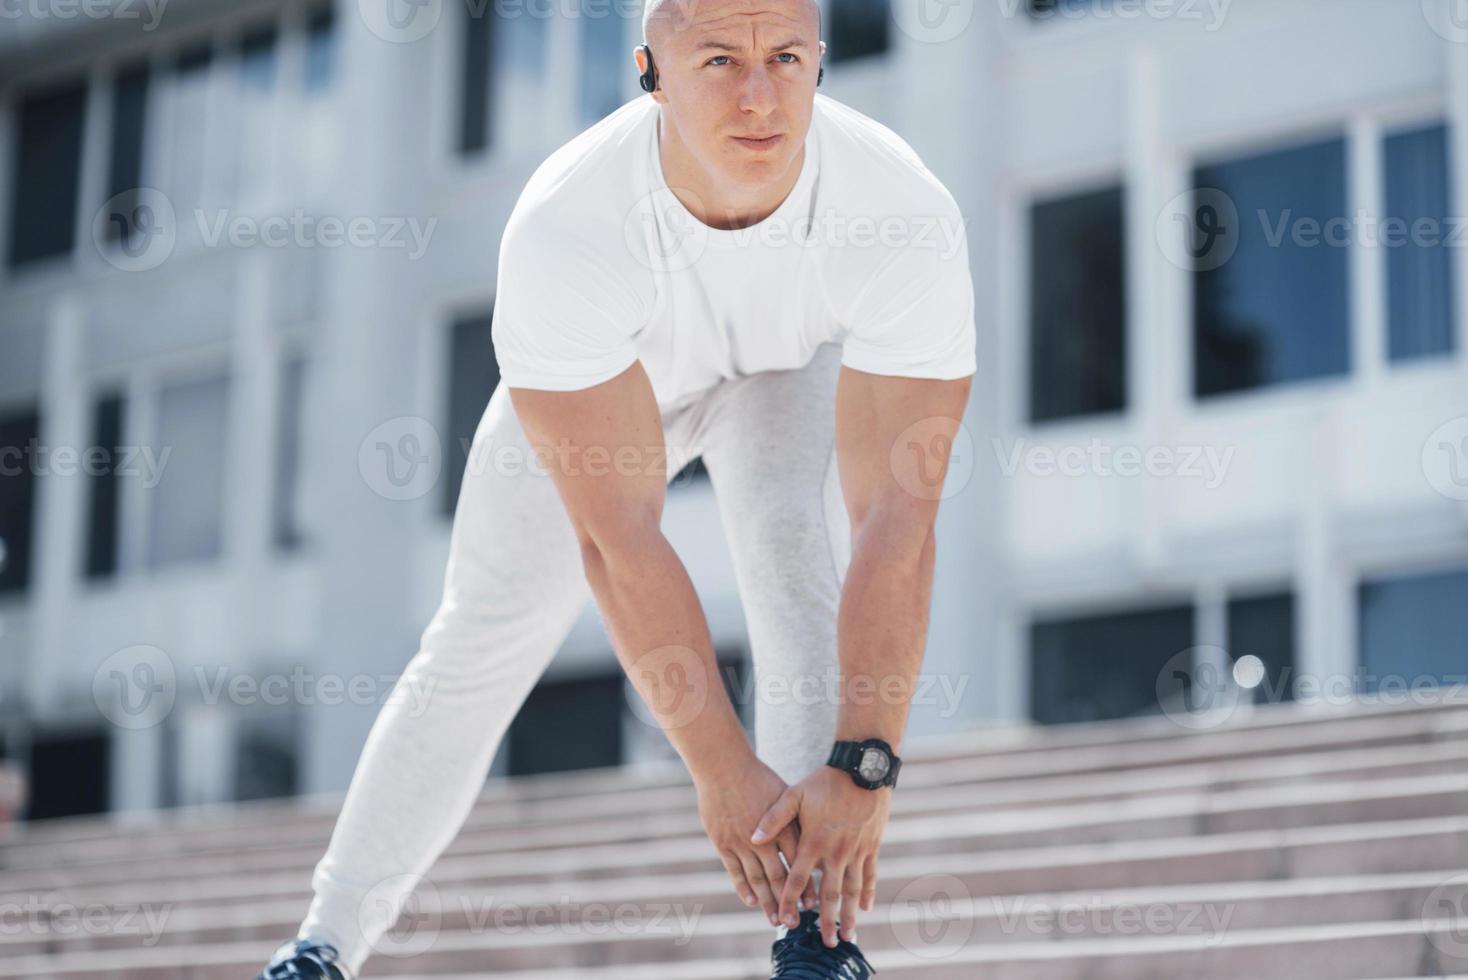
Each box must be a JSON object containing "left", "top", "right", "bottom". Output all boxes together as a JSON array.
[
  {"left": 8, "top": 729, "right": 1468, "bottom": 878},
  {"left": 9, "top": 693, "right": 1466, "bottom": 859}
]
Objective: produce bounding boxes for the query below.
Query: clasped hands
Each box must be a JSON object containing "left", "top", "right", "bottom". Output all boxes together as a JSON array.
[{"left": 694, "top": 756, "right": 891, "bottom": 948}]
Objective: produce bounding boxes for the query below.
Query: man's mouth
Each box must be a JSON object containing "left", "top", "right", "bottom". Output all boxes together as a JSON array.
[{"left": 733, "top": 134, "right": 784, "bottom": 150}]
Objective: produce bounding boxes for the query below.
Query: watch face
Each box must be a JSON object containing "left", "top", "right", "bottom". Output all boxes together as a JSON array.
[{"left": 858, "top": 747, "right": 890, "bottom": 783}]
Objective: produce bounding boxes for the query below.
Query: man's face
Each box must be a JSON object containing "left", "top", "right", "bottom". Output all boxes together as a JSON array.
[{"left": 645, "top": 0, "right": 824, "bottom": 191}]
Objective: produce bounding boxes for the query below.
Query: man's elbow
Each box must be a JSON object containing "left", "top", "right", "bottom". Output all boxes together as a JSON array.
[{"left": 850, "top": 498, "right": 938, "bottom": 564}]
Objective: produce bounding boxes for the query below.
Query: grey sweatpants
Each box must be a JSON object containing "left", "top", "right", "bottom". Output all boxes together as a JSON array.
[{"left": 296, "top": 342, "right": 851, "bottom": 975}]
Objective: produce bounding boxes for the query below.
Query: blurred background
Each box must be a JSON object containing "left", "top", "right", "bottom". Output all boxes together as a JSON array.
[{"left": 0, "top": 0, "right": 1465, "bottom": 830}]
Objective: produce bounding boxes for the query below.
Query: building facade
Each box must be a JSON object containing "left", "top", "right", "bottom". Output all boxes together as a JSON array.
[{"left": 0, "top": 0, "right": 1465, "bottom": 820}]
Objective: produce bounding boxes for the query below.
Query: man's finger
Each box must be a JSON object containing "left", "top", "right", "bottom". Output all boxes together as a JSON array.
[
  {"left": 739, "top": 851, "right": 780, "bottom": 927},
  {"left": 750, "top": 789, "right": 799, "bottom": 845},
  {"left": 754, "top": 846, "right": 791, "bottom": 923},
  {"left": 861, "top": 852, "right": 878, "bottom": 912},
  {"left": 819, "top": 861, "right": 844, "bottom": 947},
  {"left": 840, "top": 863, "right": 862, "bottom": 941},
  {"left": 718, "top": 851, "right": 756, "bottom": 909},
  {"left": 780, "top": 851, "right": 818, "bottom": 928},
  {"left": 776, "top": 826, "right": 800, "bottom": 871}
]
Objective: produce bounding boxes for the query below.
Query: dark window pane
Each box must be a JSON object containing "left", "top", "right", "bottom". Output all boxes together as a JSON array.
[
  {"left": 670, "top": 455, "right": 709, "bottom": 488},
  {"left": 273, "top": 355, "right": 308, "bottom": 552},
  {"left": 105, "top": 62, "right": 150, "bottom": 244},
  {"left": 177, "top": 41, "right": 213, "bottom": 73},
  {"left": 1227, "top": 592, "right": 1294, "bottom": 704},
  {"left": 1194, "top": 137, "right": 1351, "bottom": 397},
  {"left": 1029, "top": 186, "right": 1126, "bottom": 422},
  {"left": 1028, "top": 0, "right": 1122, "bottom": 15},
  {"left": 1359, "top": 566, "right": 1468, "bottom": 691},
  {"left": 1384, "top": 123, "right": 1456, "bottom": 362},
  {"left": 1030, "top": 603, "right": 1194, "bottom": 725},
  {"left": 7, "top": 78, "right": 87, "bottom": 268},
  {"left": 509, "top": 674, "right": 624, "bottom": 775},
  {"left": 234, "top": 716, "right": 299, "bottom": 801},
  {"left": 829, "top": 0, "right": 888, "bottom": 62},
  {"left": 460, "top": 3, "right": 494, "bottom": 154},
  {"left": 85, "top": 392, "right": 126, "bottom": 580},
  {"left": 240, "top": 23, "right": 280, "bottom": 90},
  {"left": 578, "top": 9, "right": 625, "bottom": 124},
  {"left": 0, "top": 409, "right": 41, "bottom": 595},
  {"left": 443, "top": 311, "right": 500, "bottom": 515},
  {"left": 305, "top": 6, "right": 338, "bottom": 93},
  {"left": 27, "top": 729, "right": 111, "bottom": 819}
]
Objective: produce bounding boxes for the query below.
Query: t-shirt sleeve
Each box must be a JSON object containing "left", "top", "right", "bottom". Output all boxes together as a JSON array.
[
  {"left": 838, "top": 203, "right": 978, "bottom": 381},
  {"left": 490, "top": 210, "right": 644, "bottom": 391}
]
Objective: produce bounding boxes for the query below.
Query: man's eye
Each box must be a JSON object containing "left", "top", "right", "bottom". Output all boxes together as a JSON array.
[
  {"left": 776, "top": 52, "right": 798, "bottom": 63},
  {"left": 708, "top": 55, "right": 730, "bottom": 66}
]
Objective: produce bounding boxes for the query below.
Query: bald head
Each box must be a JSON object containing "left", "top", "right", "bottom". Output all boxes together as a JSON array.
[{"left": 642, "top": 0, "right": 821, "bottom": 49}]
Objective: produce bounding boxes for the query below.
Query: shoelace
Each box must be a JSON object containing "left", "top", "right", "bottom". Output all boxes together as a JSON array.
[
  {"left": 263, "top": 940, "right": 342, "bottom": 980},
  {"left": 770, "top": 916, "right": 874, "bottom": 979}
]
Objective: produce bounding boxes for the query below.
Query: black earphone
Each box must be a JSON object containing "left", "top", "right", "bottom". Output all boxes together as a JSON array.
[{"left": 636, "top": 43, "right": 822, "bottom": 93}]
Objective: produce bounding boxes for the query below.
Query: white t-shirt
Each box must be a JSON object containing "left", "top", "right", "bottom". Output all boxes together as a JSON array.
[{"left": 491, "top": 93, "right": 976, "bottom": 413}]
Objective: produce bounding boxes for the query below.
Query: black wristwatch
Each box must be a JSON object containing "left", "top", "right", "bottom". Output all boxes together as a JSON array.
[{"left": 827, "top": 738, "right": 901, "bottom": 790}]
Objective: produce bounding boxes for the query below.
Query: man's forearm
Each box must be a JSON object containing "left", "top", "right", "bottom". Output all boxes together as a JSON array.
[
  {"left": 833, "top": 517, "right": 938, "bottom": 754},
  {"left": 580, "top": 529, "right": 753, "bottom": 783}
]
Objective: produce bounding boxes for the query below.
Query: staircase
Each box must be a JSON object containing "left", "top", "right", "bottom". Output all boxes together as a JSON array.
[{"left": 4, "top": 695, "right": 1468, "bottom": 978}]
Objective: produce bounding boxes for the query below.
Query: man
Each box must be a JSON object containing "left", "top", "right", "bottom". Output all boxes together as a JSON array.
[{"left": 257, "top": 0, "right": 973, "bottom": 976}]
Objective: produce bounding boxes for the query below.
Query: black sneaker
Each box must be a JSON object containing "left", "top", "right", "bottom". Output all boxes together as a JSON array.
[
  {"left": 256, "top": 938, "right": 347, "bottom": 980},
  {"left": 770, "top": 908, "right": 876, "bottom": 978}
]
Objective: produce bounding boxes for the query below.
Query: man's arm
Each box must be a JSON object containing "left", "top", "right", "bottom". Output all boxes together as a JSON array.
[
  {"left": 752, "top": 364, "right": 973, "bottom": 945},
  {"left": 507, "top": 360, "right": 801, "bottom": 926}
]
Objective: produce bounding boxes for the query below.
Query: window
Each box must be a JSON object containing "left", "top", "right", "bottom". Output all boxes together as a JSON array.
[
  {"left": 460, "top": 1, "right": 549, "bottom": 156},
  {"left": 234, "top": 713, "right": 299, "bottom": 801},
  {"left": 579, "top": 8, "right": 627, "bottom": 125},
  {"left": 167, "top": 41, "right": 215, "bottom": 243},
  {"left": 105, "top": 61, "right": 150, "bottom": 245},
  {"left": 26, "top": 728, "right": 111, "bottom": 819},
  {"left": 460, "top": 3, "right": 495, "bottom": 154},
  {"left": 509, "top": 673, "right": 625, "bottom": 775},
  {"left": 7, "top": 77, "right": 88, "bottom": 268},
  {"left": 146, "top": 373, "right": 230, "bottom": 569},
  {"left": 1384, "top": 122, "right": 1456, "bottom": 362},
  {"left": 828, "top": 0, "right": 889, "bottom": 62},
  {"left": 1029, "top": 603, "right": 1194, "bottom": 724},
  {"left": 442, "top": 311, "right": 500, "bottom": 516},
  {"left": 1227, "top": 592, "right": 1295, "bottom": 704},
  {"left": 1359, "top": 565, "right": 1468, "bottom": 692},
  {"left": 1028, "top": 186, "right": 1126, "bottom": 423},
  {"left": 1194, "top": 137, "right": 1351, "bottom": 397},
  {"left": 0, "top": 408, "right": 41, "bottom": 594},
  {"left": 84, "top": 392, "right": 127, "bottom": 580},
  {"left": 304, "top": 5, "right": 338, "bottom": 94},
  {"left": 670, "top": 455, "right": 710, "bottom": 488},
  {"left": 273, "top": 355, "right": 309, "bottom": 552},
  {"left": 231, "top": 24, "right": 280, "bottom": 202}
]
